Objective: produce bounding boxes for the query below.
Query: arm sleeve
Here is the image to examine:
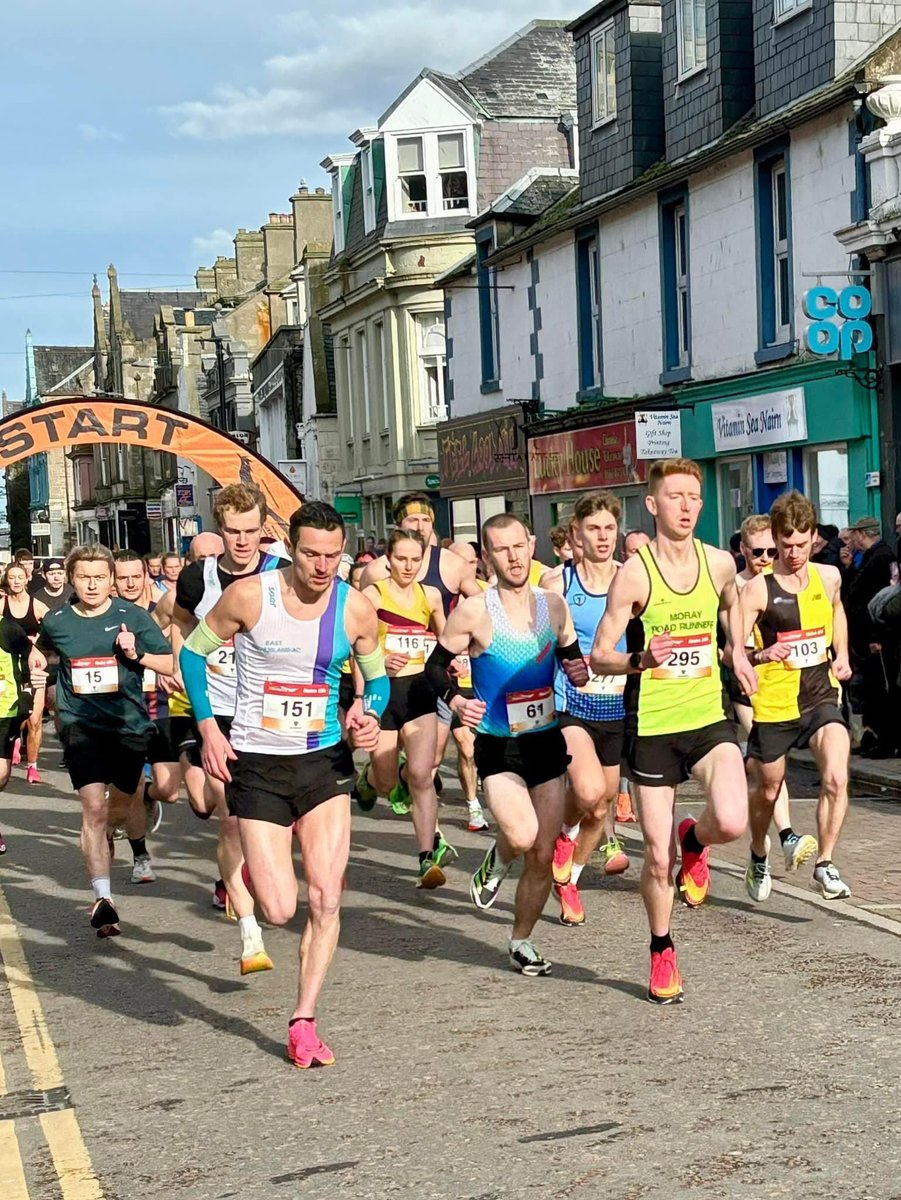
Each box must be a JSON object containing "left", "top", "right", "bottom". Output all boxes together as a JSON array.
[
  {"left": 355, "top": 646, "right": 389, "bottom": 719},
  {"left": 179, "top": 620, "right": 223, "bottom": 723},
  {"left": 555, "top": 639, "right": 583, "bottom": 664},
  {"left": 424, "top": 642, "right": 462, "bottom": 705}
]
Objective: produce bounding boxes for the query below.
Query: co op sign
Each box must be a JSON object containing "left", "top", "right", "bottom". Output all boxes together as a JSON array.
[{"left": 802, "top": 284, "right": 873, "bottom": 360}]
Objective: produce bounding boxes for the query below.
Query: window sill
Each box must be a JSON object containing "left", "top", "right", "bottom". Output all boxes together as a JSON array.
[
  {"left": 576, "top": 386, "right": 606, "bottom": 405},
  {"left": 480, "top": 380, "right": 502, "bottom": 395},
  {"left": 676, "top": 64, "right": 707, "bottom": 87},
  {"left": 659, "top": 366, "right": 692, "bottom": 386},
  {"left": 772, "top": 0, "right": 812, "bottom": 28},
  {"left": 754, "top": 341, "right": 795, "bottom": 365},
  {"left": 591, "top": 114, "right": 617, "bottom": 132}
]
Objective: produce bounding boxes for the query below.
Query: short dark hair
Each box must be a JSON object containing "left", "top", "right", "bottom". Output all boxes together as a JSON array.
[
  {"left": 288, "top": 502, "right": 345, "bottom": 546},
  {"left": 729, "top": 532, "right": 742, "bottom": 554},
  {"left": 13, "top": 548, "right": 33, "bottom": 562},
  {"left": 116, "top": 550, "right": 145, "bottom": 565},
  {"left": 482, "top": 512, "right": 527, "bottom": 549},
  {"left": 818, "top": 523, "right": 839, "bottom": 541}
]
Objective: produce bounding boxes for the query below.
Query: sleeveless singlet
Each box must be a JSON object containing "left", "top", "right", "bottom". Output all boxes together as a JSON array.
[
  {"left": 3, "top": 594, "right": 40, "bottom": 639},
  {"left": 421, "top": 546, "right": 455, "bottom": 617},
  {"left": 375, "top": 579, "right": 435, "bottom": 679},
  {"left": 231, "top": 574, "right": 351, "bottom": 755},
  {"left": 751, "top": 563, "right": 839, "bottom": 723},
  {"left": 470, "top": 586, "right": 558, "bottom": 738},
  {"left": 633, "top": 541, "right": 725, "bottom": 737},
  {"left": 556, "top": 564, "right": 627, "bottom": 722},
  {"left": 140, "top": 599, "right": 169, "bottom": 721}
]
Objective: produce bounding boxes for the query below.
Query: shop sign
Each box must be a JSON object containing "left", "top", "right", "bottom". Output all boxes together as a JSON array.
[
  {"left": 635, "top": 411, "right": 682, "bottom": 459},
  {"left": 762, "top": 451, "right": 788, "bottom": 484},
  {"left": 802, "top": 286, "right": 873, "bottom": 360},
  {"left": 528, "top": 421, "right": 646, "bottom": 496},
  {"left": 335, "top": 494, "right": 363, "bottom": 522},
  {"left": 711, "top": 388, "right": 807, "bottom": 453},
  {"left": 175, "top": 484, "right": 195, "bottom": 507},
  {"left": 436, "top": 410, "right": 525, "bottom": 498}
]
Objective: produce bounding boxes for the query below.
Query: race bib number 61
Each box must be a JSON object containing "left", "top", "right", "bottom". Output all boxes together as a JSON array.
[{"left": 506, "top": 686, "right": 555, "bottom": 734}]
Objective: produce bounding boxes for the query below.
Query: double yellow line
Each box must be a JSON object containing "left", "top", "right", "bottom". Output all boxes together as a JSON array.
[{"left": 0, "top": 883, "right": 103, "bottom": 1199}]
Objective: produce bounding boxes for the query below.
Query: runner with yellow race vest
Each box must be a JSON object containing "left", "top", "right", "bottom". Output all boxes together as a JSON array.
[
  {"left": 0, "top": 612, "right": 39, "bottom": 854},
  {"left": 740, "top": 490, "right": 853, "bottom": 901},
  {"left": 592, "top": 458, "right": 755, "bottom": 1004}
]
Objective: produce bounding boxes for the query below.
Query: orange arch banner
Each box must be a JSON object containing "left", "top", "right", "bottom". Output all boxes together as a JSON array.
[{"left": 0, "top": 398, "right": 302, "bottom": 538}]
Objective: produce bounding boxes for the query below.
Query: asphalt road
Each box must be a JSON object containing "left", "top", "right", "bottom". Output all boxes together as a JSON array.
[{"left": 1, "top": 741, "right": 900, "bottom": 1200}]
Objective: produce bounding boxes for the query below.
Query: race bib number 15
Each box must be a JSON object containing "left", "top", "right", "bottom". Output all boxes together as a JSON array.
[{"left": 71, "top": 656, "right": 119, "bottom": 695}]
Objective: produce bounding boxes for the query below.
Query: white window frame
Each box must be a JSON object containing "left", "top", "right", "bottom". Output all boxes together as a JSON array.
[
  {"left": 437, "top": 132, "right": 469, "bottom": 213},
  {"left": 356, "top": 325, "right": 370, "bottom": 437},
  {"left": 338, "top": 334, "right": 353, "bottom": 441},
  {"left": 772, "top": 160, "right": 791, "bottom": 343},
  {"left": 388, "top": 129, "right": 473, "bottom": 222},
  {"left": 587, "top": 238, "right": 602, "bottom": 386},
  {"left": 590, "top": 22, "right": 617, "bottom": 127},
  {"left": 677, "top": 0, "right": 707, "bottom": 78},
  {"left": 414, "top": 314, "right": 447, "bottom": 426},
  {"left": 674, "top": 202, "right": 690, "bottom": 366},
  {"left": 773, "top": 0, "right": 811, "bottom": 24},
  {"left": 397, "top": 135, "right": 428, "bottom": 216},
  {"left": 99, "top": 445, "right": 110, "bottom": 487},
  {"left": 332, "top": 171, "right": 345, "bottom": 255},
  {"left": 373, "top": 319, "right": 390, "bottom": 431},
  {"left": 361, "top": 147, "right": 376, "bottom": 233}
]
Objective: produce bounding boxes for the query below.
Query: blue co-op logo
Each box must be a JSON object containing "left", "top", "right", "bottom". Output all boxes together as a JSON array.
[{"left": 802, "top": 285, "right": 873, "bottom": 360}]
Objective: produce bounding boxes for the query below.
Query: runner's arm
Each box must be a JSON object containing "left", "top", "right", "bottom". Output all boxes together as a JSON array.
[
  {"left": 547, "top": 592, "right": 589, "bottom": 687},
  {"left": 179, "top": 588, "right": 245, "bottom": 723},
  {"left": 590, "top": 560, "right": 652, "bottom": 674},
  {"left": 347, "top": 589, "right": 389, "bottom": 719},
  {"left": 425, "top": 598, "right": 487, "bottom": 725},
  {"left": 712, "top": 552, "right": 757, "bottom": 695},
  {"left": 426, "top": 586, "right": 446, "bottom": 637},
  {"left": 828, "top": 570, "right": 852, "bottom": 680}
]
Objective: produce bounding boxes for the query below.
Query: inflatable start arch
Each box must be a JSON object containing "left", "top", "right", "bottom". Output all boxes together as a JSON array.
[{"left": 0, "top": 398, "right": 303, "bottom": 538}]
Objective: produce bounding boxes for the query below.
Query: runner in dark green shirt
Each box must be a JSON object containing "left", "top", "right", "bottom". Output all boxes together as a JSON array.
[{"left": 0, "top": 614, "right": 36, "bottom": 855}]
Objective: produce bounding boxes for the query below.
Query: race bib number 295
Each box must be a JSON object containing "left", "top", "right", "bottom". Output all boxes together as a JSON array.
[{"left": 651, "top": 634, "right": 713, "bottom": 680}]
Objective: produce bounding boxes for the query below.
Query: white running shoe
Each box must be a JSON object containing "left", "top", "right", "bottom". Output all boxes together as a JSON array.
[
  {"left": 467, "top": 803, "right": 489, "bottom": 832},
  {"left": 783, "top": 832, "right": 818, "bottom": 872},
  {"left": 130, "top": 855, "right": 156, "bottom": 884},
  {"left": 814, "top": 862, "right": 851, "bottom": 900},
  {"left": 745, "top": 837, "right": 772, "bottom": 902}
]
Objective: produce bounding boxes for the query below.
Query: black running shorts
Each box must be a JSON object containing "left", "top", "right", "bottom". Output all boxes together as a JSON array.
[
  {"left": 474, "top": 726, "right": 570, "bottom": 790},
  {"left": 747, "top": 703, "right": 846, "bottom": 764},
  {"left": 183, "top": 714, "right": 233, "bottom": 768},
  {"left": 227, "top": 741, "right": 355, "bottom": 827},
  {"left": 381, "top": 674, "right": 436, "bottom": 733},
  {"left": 625, "top": 719, "right": 739, "bottom": 788},
  {"left": 147, "top": 717, "right": 179, "bottom": 765},
  {"left": 0, "top": 717, "right": 21, "bottom": 760},
  {"left": 558, "top": 713, "right": 625, "bottom": 768},
  {"left": 338, "top": 673, "right": 355, "bottom": 714},
  {"left": 61, "top": 723, "right": 149, "bottom": 794}
]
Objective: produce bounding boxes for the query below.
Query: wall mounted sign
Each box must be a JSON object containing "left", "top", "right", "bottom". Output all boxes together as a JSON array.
[
  {"left": 635, "top": 410, "right": 682, "bottom": 459},
  {"left": 802, "top": 285, "right": 873, "bottom": 359},
  {"left": 711, "top": 388, "right": 807, "bottom": 453},
  {"left": 528, "top": 421, "right": 646, "bottom": 495}
]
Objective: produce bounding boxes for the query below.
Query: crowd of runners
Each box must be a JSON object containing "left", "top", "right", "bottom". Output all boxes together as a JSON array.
[{"left": 0, "top": 459, "right": 856, "bottom": 1068}]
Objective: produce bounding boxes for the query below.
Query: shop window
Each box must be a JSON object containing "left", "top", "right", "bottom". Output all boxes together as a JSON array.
[
  {"left": 452, "top": 498, "right": 477, "bottom": 542},
  {"left": 718, "top": 456, "right": 755, "bottom": 545},
  {"left": 755, "top": 144, "right": 794, "bottom": 364},
  {"left": 576, "top": 227, "right": 603, "bottom": 392},
  {"left": 805, "top": 444, "right": 849, "bottom": 528}
]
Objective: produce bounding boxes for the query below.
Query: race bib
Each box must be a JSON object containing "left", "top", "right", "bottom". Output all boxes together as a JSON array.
[
  {"left": 261, "top": 682, "right": 330, "bottom": 733},
  {"left": 652, "top": 634, "right": 714, "bottom": 680},
  {"left": 455, "top": 654, "right": 472, "bottom": 680},
  {"left": 579, "top": 658, "right": 626, "bottom": 696},
  {"left": 71, "top": 656, "right": 119, "bottom": 695},
  {"left": 506, "top": 686, "right": 555, "bottom": 734},
  {"left": 384, "top": 627, "right": 436, "bottom": 663},
  {"left": 777, "top": 627, "right": 828, "bottom": 670},
  {"left": 142, "top": 668, "right": 157, "bottom": 694},
  {"left": 207, "top": 640, "right": 236, "bottom": 678}
]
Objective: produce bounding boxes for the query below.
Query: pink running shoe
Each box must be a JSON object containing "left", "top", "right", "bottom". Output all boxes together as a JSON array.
[
  {"left": 212, "top": 880, "right": 228, "bottom": 911},
  {"left": 26, "top": 765, "right": 41, "bottom": 785},
  {"left": 287, "top": 1019, "right": 336, "bottom": 1069},
  {"left": 0, "top": 830, "right": 6, "bottom": 855},
  {"left": 11, "top": 738, "right": 21, "bottom": 766},
  {"left": 552, "top": 831, "right": 576, "bottom": 886},
  {"left": 677, "top": 816, "right": 711, "bottom": 907}
]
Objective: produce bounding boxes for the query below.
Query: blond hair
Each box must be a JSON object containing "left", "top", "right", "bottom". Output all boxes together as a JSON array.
[
  {"left": 648, "top": 458, "right": 703, "bottom": 494},
  {"left": 740, "top": 514, "right": 772, "bottom": 542},
  {"left": 65, "top": 544, "right": 115, "bottom": 583},
  {"left": 212, "top": 483, "right": 268, "bottom": 529}
]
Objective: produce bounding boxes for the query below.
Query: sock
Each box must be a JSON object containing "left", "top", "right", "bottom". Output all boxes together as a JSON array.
[
  {"left": 27, "top": 762, "right": 37, "bottom": 770},
  {"left": 571, "top": 862, "right": 585, "bottom": 885},
  {"left": 91, "top": 876, "right": 111, "bottom": 902},
  {"left": 433, "top": 772, "right": 443, "bottom": 795},
  {"left": 814, "top": 859, "right": 831, "bottom": 869},
  {"left": 419, "top": 850, "right": 430, "bottom": 864},
  {"left": 468, "top": 799, "right": 482, "bottom": 811},
  {"left": 751, "top": 848, "right": 768, "bottom": 864},
  {"left": 508, "top": 938, "right": 534, "bottom": 955},
  {"left": 143, "top": 779, "right": 155, "bottom": 805},
  {"left": 650, "top": 932, "right": 674, "bottom": 954},
  {"left": 433, "top": 831, "right": 442, "bottom": 850},
  {"left": 128, "top": 837, "right": 146, "bottom": 861},
  {"left": 238, "top": 915, "right": 260, "bottom": 939},
  {"left": 778, "top": 828, "right": 796, "bottom": 845},
  {"left": 682, "top": 823, "right": 705, "bottom": 855},
  {"left": 562, "top": 822, "right": 581, "bottom": 841}
]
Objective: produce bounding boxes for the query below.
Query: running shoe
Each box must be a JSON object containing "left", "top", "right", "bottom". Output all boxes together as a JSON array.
[
  {"left": 0, "top": 830, "right": 6, "bottom": 855},
  {"left": 287, "top": 1019, "right": 335, "bottom": 1069},
  {"left": 432, "top": 831, "right": 458, "bottom": 869},
  {"left": 745, "top": 838, "right": 772, "bottom": 903},
  {"left": 11, "top": 738, "right": 21, "bottom": 767},
  {"left": 677, "top": 817, "right": 710, "bottom": 907},
  {"left": 648, "top": 947, "right": 683, "bottom": 1004},
  {"left": 26, "top": 765, "right": 41, "bottom": 785},
  {"left": 144, "top": 792, "right": 163, "bottom": 835},
  {"left": 355, "top": 763, "right": 378, "bottom": 812},
  {"left": 555, "top": 881, "right": 585, "bottom": 926},
  {"left": 813, "top": 861, "right": 851, "bottom": 900},
  {"left": 616, "top": 790, "right": 637, "bottom": 823},
  {"left": 212, "top": 879, "right": 228, "bottom": 910},
  {"left": 240, "top": 930, "right": 274, "bottom": 975},
  {"left": 90, "top": 897, "right": 120, "bottom": 939},
  {"left": 416, "top": 853, "right": 446, "bottom": 889},
  {"left": 388, "top": 777, "right": 412, "bottom": 815},
  {"left": 783, "top": 832, "right": 818, "bottom": 872},
  {"left": 467, "top": 802, "right": 489, "bottom": 832},
  {"left": 130, "top": 854, "right": 156, "bottom": 885},
  {"left": 470, "top": 842, "right": 510, "bottom": 910},
  {"left": 509, "top": 940, "right": 552, "bottom": 976},
  {"left": 602, "top": 838, "right": 630, "bottom": 875},
  {"left": 552, "top": 831, "right": 576, "bottom": 885}
]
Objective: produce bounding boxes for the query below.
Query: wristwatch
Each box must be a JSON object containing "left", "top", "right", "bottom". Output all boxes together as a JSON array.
[{"left": 629, "top": 651, "right": 646, "bottom": 672}]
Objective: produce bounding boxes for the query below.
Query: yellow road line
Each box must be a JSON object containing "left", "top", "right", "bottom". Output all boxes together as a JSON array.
[
  {"left": 40, "top": 1110, "right": 103, "bottom": 1200},
  {"left": 0, "top": 1119, "right": 30, "bottom": 1200},
  {"left": 0, "top": 1038, "right": 7, "bottom": 1096},
  {"left": 0, "top": 888, "right": 62, "bottom": 1091}
]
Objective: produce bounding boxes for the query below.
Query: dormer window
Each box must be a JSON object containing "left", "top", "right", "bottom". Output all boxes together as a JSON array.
[
  {"left": 590, "top": 22, "right": 617, "bottom": 125},
  {"left": 388, "top": 130, "right": 473, "bottom": 221},
  {"left": 438, "top": 134, "right": 468, "bottom": 211},
  {"left": 398, "top": 137, "right": 428, "bottom": 214},
  {"left": 362, "top": 146, "right": 376, "bottom": 232},
  {"left": 678, "top": 0, "right": 707, "bottom": 77}
]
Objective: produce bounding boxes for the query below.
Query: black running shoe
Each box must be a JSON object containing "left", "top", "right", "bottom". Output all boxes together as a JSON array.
[
  {"left": 509, "top": 940, "right": 552, "bottom": 977},
  {"left": 469, "top": 842, "right": 509, "bottom": 910},
  {"left": 90, "top": 897, "right": 120, "bottom": 938}
]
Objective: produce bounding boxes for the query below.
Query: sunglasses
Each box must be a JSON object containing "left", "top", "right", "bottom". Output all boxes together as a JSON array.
[{"left": 750, "top": 547, "right": 777, "bottom": 559}]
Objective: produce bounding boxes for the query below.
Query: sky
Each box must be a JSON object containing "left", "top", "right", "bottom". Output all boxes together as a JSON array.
[{"left": 0, "top": 0, "right": 580, "bottom": 400}]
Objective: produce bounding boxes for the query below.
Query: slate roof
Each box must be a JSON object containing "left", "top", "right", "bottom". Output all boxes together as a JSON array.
[
  {"left": 478, "top": 168, "right": 579, "bottom": 221},
  {"left": 33, "top": 346, "right": 94, "bottom": 396},
  {"left": 119, "top": 291, "right": 204, "bottom": 340},
  {"left": 453, "top": 21, "right": 576, "bottom": 118}
]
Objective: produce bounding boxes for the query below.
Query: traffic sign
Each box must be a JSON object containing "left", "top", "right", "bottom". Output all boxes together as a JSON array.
[
  {"left": 425, "top": 474, "right": 440, "bottom": 490},
  {"left": 335, "top": 494, "right": 363, "bottom": 522}
]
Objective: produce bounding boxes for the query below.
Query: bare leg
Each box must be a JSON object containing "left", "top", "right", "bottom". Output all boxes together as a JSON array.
[
  {"left": 809, "top": 722, "right": 850, "bottom": 861},
  {"left": 403, "top": 713, "right": 439, "bottom": 855},
  {"left": 79, "top": 783, "right": 114, "bottom": 881},
  {"left": 149, "top": 761, "right": 181, "bottom": 805},
  {"left": 482, "top": 772, "right": 540, "bottom": 867},
  {"left": 209, "top": 776, "right": 254, "bottom": 920},
  {"left": 452, "top": 725, "right": 478, "bottom": 804},
  {"left": 633, "top": 784, "right": 678, "bottom": 936},
  {"left": 369, "top": 730, "right": 399, "bottom": 796},
  {"left": 25, "top": 686, "right": 44, "bottom": 766},
  {"left": 293, "top": 796, "right": 352, "bottom": 1018},
  {"left": 511, "top": 776, "right": 566, "bottom": 940},
  {"left": 748, "top": 756, "right": 786, "bottom": 857}
]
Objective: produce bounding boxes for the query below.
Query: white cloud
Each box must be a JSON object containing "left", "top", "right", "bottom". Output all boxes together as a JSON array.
[
  {"left": 160, "top": 2, "right": 580, "bottom": 140},
  {"left": 78, "top": 122, "right": 123, "bottom": 142},
  {"left": 191, "top": 228, "right": 236, "bottom": 258}
]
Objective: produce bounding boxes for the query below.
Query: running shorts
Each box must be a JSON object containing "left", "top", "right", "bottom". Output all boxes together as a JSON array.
[
  {"left": 338, "top": 673, "right": 355, "bottom": 714},
  {"left": 61, "top": 723, "right": 149, "bottom": 793},
  {"left": 558, "top": 713, "right": 625, "bottom": 768},
  {"left": 0, "top": 717, "right": 21, "bottom": 760},
  {"left": 625, "top": 719, "right": 739, "bottom": 787},
  {"left": 474, "top": 726, "right": 570, "bottom": 790},
  {"left": 183, "top": 715, "right": 233, "bottom": 768},
  {"left": 227, "top": 741, "right": 355, "bottom": 826},
  {"left": 437, "top": 696, "right": 453, "bottom": 726},
  {"left": 147, "top": 718, "right": 179, "bottom": 765},
  {"left": 381, "top": 674, "right": 437, "bottom": 733},
  {"left": 747, "top": 703, "right": 846, "bottom": 764}
]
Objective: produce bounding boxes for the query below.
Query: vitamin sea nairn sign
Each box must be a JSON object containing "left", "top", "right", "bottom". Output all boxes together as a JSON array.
[{"left": 528, "top": 421, "right": 646, "bottom": 496}]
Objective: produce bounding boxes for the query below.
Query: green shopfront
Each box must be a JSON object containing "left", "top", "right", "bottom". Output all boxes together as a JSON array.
[{"left": 677, "top": 359, "right": 879, "bottom": 545}]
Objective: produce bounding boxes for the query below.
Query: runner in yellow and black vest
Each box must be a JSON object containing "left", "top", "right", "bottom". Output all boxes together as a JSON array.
[
  {"left": 740, "top": 490, "right": 853, "bottom": 903},
  {"left": 591, "top": 458, "right": 756, "bottom": 1006}
]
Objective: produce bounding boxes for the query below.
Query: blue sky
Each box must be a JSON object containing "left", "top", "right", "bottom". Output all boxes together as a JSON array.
[{"left": 0, "top": 0, "right": 579, "bottom": 399}]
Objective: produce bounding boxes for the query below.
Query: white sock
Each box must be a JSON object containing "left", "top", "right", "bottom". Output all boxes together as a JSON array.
[
  {"left": 562, "top": 822, "right": 581, "bottom": 841},
  {"left": 509, "top": 937, "right": 535, "bottom": 956},
  {"left": 238, "top": 915, "right": 260, "bottom": 940},
  {"left": 91, "top": 876, "right": 111, "bottom": 902},
  {"left": 28, "top": 762, "right": 37, "bottom": 770},
  {"left": 571, "top": 862, "right": 585, "bottom": 885}
]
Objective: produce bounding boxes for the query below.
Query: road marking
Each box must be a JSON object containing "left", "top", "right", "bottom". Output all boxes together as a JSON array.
[
  {"left": 0, "top": 1119, "right": 30, "bottom": 1200},
  {"left": 0, "top": 888, "right": 62, "bottom": 1091},
  {"left": 41, "top": 1110, "right": 104, "bottom": 1200}
]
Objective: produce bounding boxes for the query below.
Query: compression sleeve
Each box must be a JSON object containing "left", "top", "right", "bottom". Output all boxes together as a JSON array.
[
  {"left": 179, "top": 619, "right": 225, "bottom": 723},
  {"left": 425, "top": 642, "right": 461, "bottom": 706},
  {"left": 555, "top": 639, "right": 583, "bottom": 664},
  {"left": 356, "top": 646, "right": 389, "bottom": 719}
]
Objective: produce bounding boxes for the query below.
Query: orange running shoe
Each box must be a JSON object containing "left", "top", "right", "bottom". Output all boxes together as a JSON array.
[
  {"left": 616, "top": 790, "right": 637, "bottom": 823},
  {"left": 555, "top": 881, "right": 586, "bottom": 926},
  {"left": 288, "top": 1019, "right": 335, "bottom": 1069},
  {"left": 677, "top": 817, "right": 710, "bottom": 907},
  {"left": 648, "top": 946, "right": 683, "bottom": 1004},
  {"left": 552, "top": 831, "right": 576, "bottom": 885}
]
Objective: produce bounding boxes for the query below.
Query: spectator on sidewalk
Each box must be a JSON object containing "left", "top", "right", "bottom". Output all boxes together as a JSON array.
[
  {"left": 812, "top": 523, "right": 844, "bottom": 569},
  {"left": 846, "top": 516, "right": 897, "bottom": 757}
]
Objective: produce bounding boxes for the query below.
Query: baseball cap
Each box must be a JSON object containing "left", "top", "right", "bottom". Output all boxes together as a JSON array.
[
  {"left": 45, "top": 558, "right": 65, "bottom": 571},
  {"left": 850, "top": 516, "right": 881, "bottom": 536}
]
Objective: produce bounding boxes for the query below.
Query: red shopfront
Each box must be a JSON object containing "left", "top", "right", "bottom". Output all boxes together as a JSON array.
[{"left": 527, "top": 418, "right": 650, "bottom": 555}]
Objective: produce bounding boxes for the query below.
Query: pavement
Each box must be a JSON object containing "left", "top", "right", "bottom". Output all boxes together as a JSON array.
[{"left": 1, "top": 740, "right": 901, "bottom": 1200}]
